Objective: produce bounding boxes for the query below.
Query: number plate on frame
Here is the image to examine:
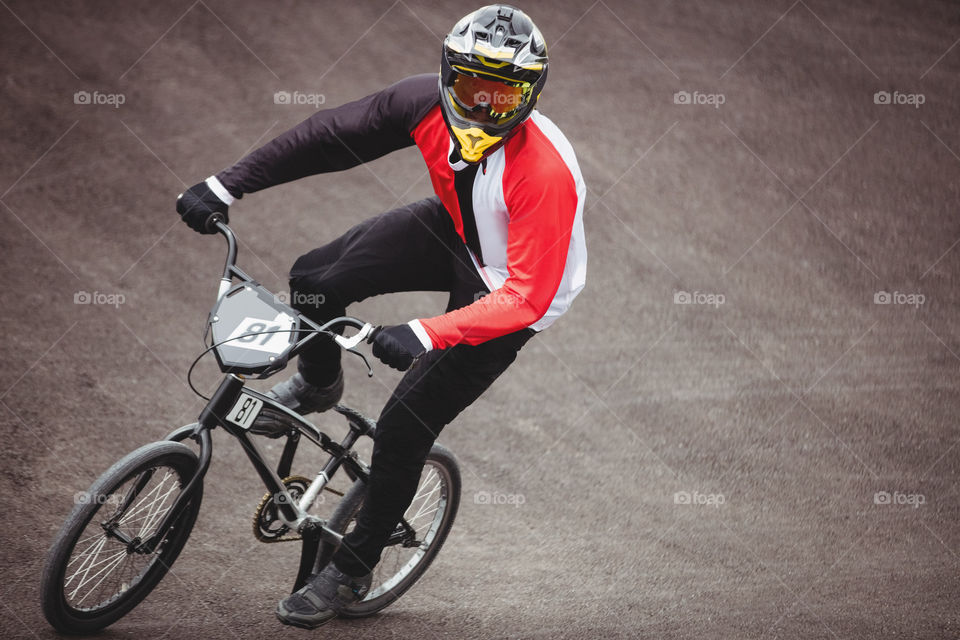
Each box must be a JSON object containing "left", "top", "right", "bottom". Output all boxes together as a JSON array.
[{"left": 226, "top": 393, "right": 264, "bottom": 430}]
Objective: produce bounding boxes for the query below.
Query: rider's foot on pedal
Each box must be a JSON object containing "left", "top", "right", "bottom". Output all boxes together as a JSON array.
[
  {"left": 249, "top": 370, "right": 343, "bottom": 436},
  {"left": 276, "top": 563, "right": 371, "bottom": 629}
]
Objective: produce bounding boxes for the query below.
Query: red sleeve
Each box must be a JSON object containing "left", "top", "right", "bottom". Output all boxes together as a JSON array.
[{"left": 419, "top": 150, "right": 578, "bottom": 349}]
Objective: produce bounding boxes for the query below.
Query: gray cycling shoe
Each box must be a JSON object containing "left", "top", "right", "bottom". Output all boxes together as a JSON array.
[
  {"left": 276, "top": 563, "right": 372, "bottom": 629},
  {"left": 249, "top": 370, "right": 343, "bottom": 436}
]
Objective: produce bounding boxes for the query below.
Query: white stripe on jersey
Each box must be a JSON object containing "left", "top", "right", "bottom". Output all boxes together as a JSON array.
[{"left": 465, "top": 111, "right": 587, "bottom": 331}]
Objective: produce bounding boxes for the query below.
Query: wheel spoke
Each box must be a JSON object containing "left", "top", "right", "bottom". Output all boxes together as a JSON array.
[
  {"left": 66, "top": 546, "right": 128, "bottom": 587},
  {"left": 406, "top": 497, "right": 441, "bottom": 526},
  {"left": 360, "top": 460, "right": 452, "bottom": 603},
  {"left": 118, "top": 472, "right": 179, "bottom": 530},
  {"left": 71, "top": 550, "right": 130, "bottom": 605},
  {"left": 61, "top": 462, "right": 190, "bottom": 611}
]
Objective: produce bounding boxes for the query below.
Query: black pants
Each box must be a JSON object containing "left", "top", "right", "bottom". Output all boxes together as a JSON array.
[{"left": 288, "top": 196, "right": 534, "bottom": 576}]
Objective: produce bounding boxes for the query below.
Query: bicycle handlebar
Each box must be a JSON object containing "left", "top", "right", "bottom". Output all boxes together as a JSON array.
[
  {"left": 185, "top": 220, "right": 378, "bottom": 396},
  {"left": 212, "top": 218, "right": 236, "bottom": 280},
  {"left": 210, "top": 218, "right": 375, "bottom": 362}
]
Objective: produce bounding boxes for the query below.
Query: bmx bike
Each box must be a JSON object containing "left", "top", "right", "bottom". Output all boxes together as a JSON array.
[{"left": 40, "top": 219, "right": 461, "bottom": 633}]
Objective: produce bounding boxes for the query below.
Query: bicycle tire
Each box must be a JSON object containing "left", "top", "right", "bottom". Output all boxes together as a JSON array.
[
  {"left": 41, "top": 440, "right": 203, "bottom": 634},
  {"left": 315, "top": 443, "right": 461, "bottom": 618}
]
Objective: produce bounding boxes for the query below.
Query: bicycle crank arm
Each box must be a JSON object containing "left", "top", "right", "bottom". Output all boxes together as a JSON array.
[{"left": 292, "top": 516, "right": 344, "bottom": 545}]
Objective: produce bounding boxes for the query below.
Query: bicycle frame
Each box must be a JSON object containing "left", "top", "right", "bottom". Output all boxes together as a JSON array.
[{"left": 109, "top": 221, "right": 376, "bottom": 580}]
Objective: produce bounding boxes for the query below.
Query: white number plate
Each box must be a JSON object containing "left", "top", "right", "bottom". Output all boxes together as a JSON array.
[
  {"left": 224, "top": 311, "right": 296, "bottom": 355},
  {"left": 226, "top": 393, "right": 264, "bottom": 430}
]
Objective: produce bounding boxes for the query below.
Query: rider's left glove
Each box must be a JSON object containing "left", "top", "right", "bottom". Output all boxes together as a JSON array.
[
  {"left": 371, "top": 323, "right": 431, "bottom": 371},
  {"left": 176, "top": 176, "right": 238, "bottom": 234}
]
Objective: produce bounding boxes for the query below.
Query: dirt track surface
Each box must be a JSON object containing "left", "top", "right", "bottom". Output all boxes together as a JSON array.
[{"left": 2, "top": 1, "right": 959, "bottom": 638}]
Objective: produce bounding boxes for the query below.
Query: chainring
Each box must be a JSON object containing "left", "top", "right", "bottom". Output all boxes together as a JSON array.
[
  {"left": 252, "top": 475, "right": 345, "bottom": 542},
  {"left": 253, "top": 475, "right": 312, "bottom": 543}
]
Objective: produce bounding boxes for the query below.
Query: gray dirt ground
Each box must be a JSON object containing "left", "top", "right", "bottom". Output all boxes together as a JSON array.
[{"left": 1, "top": 1, "right": 958, "bottom": 638}]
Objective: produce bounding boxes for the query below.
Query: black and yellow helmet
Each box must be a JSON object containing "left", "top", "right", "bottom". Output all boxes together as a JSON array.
[{"left": 440, "top": 5, "right": 548, "bottom": 163}]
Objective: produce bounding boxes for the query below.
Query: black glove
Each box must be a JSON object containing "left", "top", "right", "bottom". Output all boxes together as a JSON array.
[
  {"left": 176, "top": 180, "right": 233, "bottom": 234},
  {"left": 371, "top": 324, "right": 427, "bottom": 371}
]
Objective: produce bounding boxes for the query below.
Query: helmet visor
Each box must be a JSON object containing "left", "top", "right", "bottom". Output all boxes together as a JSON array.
[{"left": 448, "top": 72, "right": 531, "bottom": 125}]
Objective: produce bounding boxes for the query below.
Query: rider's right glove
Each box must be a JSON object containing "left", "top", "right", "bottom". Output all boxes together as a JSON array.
[
  {"left": 371, "top": 324, "right": 429, "bottom": 371},
  {"left": 176, "top": 177, "right": 238, "bottom": 234}
]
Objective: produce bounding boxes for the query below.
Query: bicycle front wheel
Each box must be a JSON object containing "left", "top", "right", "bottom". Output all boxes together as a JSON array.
[
  {"left": 41, "top": 440, "right": 203, "bottom": 634},
  {"left": 319, "top": 443, "right": 461, "bottom": 618}
]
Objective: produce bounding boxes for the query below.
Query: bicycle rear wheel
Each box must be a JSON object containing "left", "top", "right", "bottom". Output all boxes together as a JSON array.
[
  {"left": 41, "top": 441, "right": 203, "bottom": 634},
  {"left": 316, "top": 443, "right": 461, "bottom": 617}
]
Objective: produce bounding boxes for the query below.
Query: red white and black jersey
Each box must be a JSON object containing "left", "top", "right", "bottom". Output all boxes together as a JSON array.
[{"left": 217, "top": 74, "right": 586, "bottom": 350}]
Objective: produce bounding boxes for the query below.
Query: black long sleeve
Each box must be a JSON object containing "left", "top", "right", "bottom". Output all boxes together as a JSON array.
[{"left": 216, "top": 74, "right": 439, "bottom": 197}]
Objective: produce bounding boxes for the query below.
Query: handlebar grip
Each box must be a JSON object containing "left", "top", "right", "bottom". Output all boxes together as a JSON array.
[{"left": 205, "top": 213, "right": 226, "bottom": 233}]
